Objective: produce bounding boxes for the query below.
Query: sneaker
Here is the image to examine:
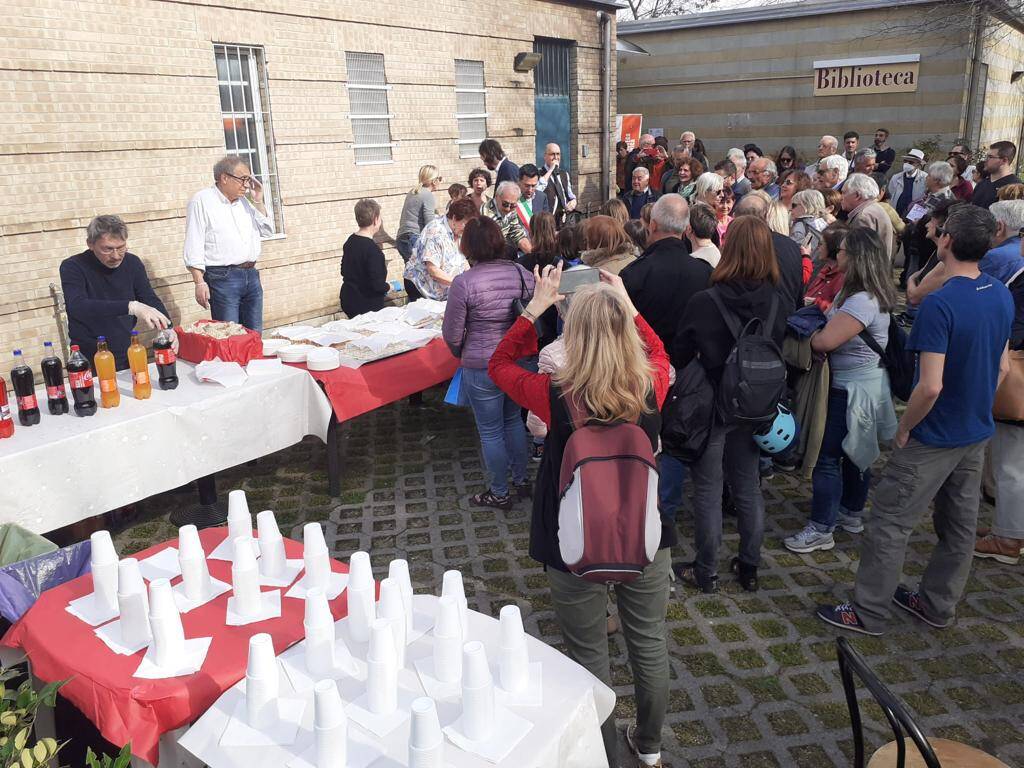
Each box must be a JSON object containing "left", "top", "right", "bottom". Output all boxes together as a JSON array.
[
  {"left": 672, "top": 562, "right": 718, "bottom": 594},
  {"left": 470, "top": 490, "right": 512, "bottom": 510},
  {"left": 512, "top": 481, "right": 532, "bottom": 500},
  {"left": 625, "top": 724, "right": 662, "bottom": 767},
  {"left": 773, "top": 457, "right": 799, "bottom": 473},
  {"left": 891, "top": 586, "right": 952, "bottom": 629},
  {"left": 974, "top": 534, "right": 1022, "bottom": 565},
  {"left": 759, "top": 463, "right": 776, "bottom": 481},
  {"left": 815, "top": 602, "right": 882, "bottom": 636},
  {"left": 836, "top": 511, "right": 865, "bottom": 534},
  {"left": 783, "top": 524, "right": 835, "bottom": 554},
  {"left": 530, "top": 442, "right": 544, "bottom": 462}
]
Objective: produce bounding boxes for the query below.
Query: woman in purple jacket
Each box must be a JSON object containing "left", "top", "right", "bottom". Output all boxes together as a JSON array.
[{"left": 442, "top": 217, "right": 536, "bottom": 508}]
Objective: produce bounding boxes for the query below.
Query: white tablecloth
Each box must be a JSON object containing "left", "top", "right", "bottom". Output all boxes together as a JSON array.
[
  {"left": 0, "top": 362, "right": 332, "bottom": 534},
  {"left": 178, "top": 595, "right": 615, "bottom": 768}
]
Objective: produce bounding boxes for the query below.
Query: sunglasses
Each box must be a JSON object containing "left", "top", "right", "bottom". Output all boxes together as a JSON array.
[{"left": 499, "top": 200, "right": 517, "bottom": 210}]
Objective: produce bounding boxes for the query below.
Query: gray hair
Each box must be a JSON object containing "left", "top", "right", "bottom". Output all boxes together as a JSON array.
[
  {"left": 926, "top": 161, "right": 954, "bottom": 187},
  {"left": 819, "top": 154, "right": 850, "bottom": 182},
  {"left": 650, "top": 194, "right": 690, "bottom": 235},
  {"left": 843, "top": 173, "right": 880, "bottom": 200},
  {"left": 821, "top": 134, "right": 839, "bottom": 149},
  {"left": 990, "top": 200, "right": 1024, "bottom": 234},
  {"left": 792, "top": 189, "right": 827, "bottom": 218},
  {"left": 86, "top": 215, "right": 128, "bottom": 244},
  {"left": 495, "top": 180, "right": 520, "bottom": 199},
  {"left": 733, "top": 190, "right": 771, "bottom": 219},
  {"left": 853, "top": 148, "right": 877, "bottom": 162},
  {"left": 694, "top": 171, "right": 724, "bottom": 198},
  {"left": 632, "top": 166, "right": 650, "bottom": 178},
  {"left": 727, "top": 147, "right": 746, "bottom": 163},
  {"left": 213, "top": 154, "right": 248, "bottom": 182},
  {"left": 758, "top": 158, "right": 778, "bottom": 180}
]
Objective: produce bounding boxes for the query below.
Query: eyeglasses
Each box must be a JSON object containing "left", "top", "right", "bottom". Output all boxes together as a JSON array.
[
  {"left": 934, "top": 227, "right": 946, "bottom": 236},
  {"left": 227, "top": 173, "right": 253, "bottom": 185},
  {"left": 986, "top": 154, "right": 1001, "bottom": 161},
  {"left": 499, "top": 200, "right": 517, "bottom": 210}
]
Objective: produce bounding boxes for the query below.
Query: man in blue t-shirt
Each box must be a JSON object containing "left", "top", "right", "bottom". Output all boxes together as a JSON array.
[{"left": 818, "top": 205, "right": 1013, "bottom": 636}]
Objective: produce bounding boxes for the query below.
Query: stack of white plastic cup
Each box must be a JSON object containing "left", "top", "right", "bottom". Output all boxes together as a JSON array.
[
  {"left": 148, "top": 578, "right": 185, "bottom": 667},
  {"left": 366, "top": 619, "right": 398, "bottom": 715},
  {"left": 245, "top": 633, "right": 279, "bottom": 729},
  {"left": 257, "top": 510, "right": 286, "bottom": 580},
  {"left": 90, "top": 531, "right": 119, "bottom": 614},
  {"left": 117, "top": 558, "right": 151, "bottom": 647},
  {"left": 227, "top": 490, "right": 253, "bottom": 548},
  {"left": 387, "top": 559, "right": 414, "bottom": 634},
  {"left": 461, "top": 641, "right": 495, "bottom": 741},
  {"left": 432, "top": 596, "right": 463, "bottom": 684},
  {"left": 177, "top": 525, "right": 212, "bottom": 601},
  {"left": 346, "top": 551, "right": 375, "bottom": 643},
  {"left": 231, "top": 537, "right": 262, "bottom": 617},
  {"left": 304, "top": 587, "right": 336, "bottom": 677},
  {"left": 303, "top": 523, "right": 331, "bottom": 593},
  {"left": 378, "top": 578, "right": 407, "bottom": 667},
  {"left": 408, "top": 697, "right": 444, "bottom": 767},
  {"left": 498, "top": 605, "right": 530, "bottom": 694},
  {"left": 313, "top": 679, "right": 348, "bottom": 768},
  {"left": 441, "top": 570, "right": 469, "bottom": 639}
]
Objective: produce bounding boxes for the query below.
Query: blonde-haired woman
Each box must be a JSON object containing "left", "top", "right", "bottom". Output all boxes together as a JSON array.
[
  {"left": 790, "top": 189, "right": 829, "bottom": 255},
  {"left": 694, "top": 172, "right": 733, "bottom": 244},
  {"left": 489, "top": 264, "right": 672, "bottom": 768},
  {"left": 396, "top": 164, "right": 442, "bottom": 263}
]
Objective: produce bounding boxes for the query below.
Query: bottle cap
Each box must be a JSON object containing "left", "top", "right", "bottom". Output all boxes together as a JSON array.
[
  {"left": 97, "top": 336, "right": 106, "bottom": 341},
  {"left": 71, "top": 345, "right": 80, "bottom": 351},
  {"left": 12, "top": 350, "right": 21, "bottom": 356},
  {"left": 131, "top": 330, "right": 139, "bottom": 337},
  {"left": 44, "top": 341, "right": 52, "bottom": 348}
]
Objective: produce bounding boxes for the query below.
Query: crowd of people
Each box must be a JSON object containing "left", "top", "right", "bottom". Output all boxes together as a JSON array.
[{"left": 59, "top": 130, "right": 1024, "bottom": 768}]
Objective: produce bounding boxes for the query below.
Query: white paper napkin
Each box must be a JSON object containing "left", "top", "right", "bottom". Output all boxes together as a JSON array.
[
  {"left": 284, "top": 571, "right": 348, "bottom": 601},
  {"left": 66, "top": 592, "right": 119, "bottom": 627},
  {"left": 94, "top": 618, "right": 151, "bottom": 655},
  {"left": 344, "top": 688, "right": 417, "bottom": 738},
  {"left": 259, "top": 558, "right": 304, "bottom": 588},
  {"left": 286, "top": 730, "right": 382, "bottom": 768},
  {"left": 226, "top": 589, "right": 282, "bottom": 626},
  {"left": 443, "top": 706, "right": 533, "bottom": 763},
  {"left": 133, "top": 636, "right": 212, "bottom": 679},
  {"left": 208, "top": 536, "right": 260, "bottom": 562},
  {"left": 171, "top": 577, "right": 232, "bottom": 614},
  {"left": 246, "top": 358, "right": 284, "bottom": 376},
  {"left": 195, "top": 359, "right": 248, "bottom": 388},
  {"left": 278, "top": 644, "right": 360, "bottom": 694},
  {"left": 137, "top": 548, "right": 183, "bottom": 582},
  {"left": 413, "top": 657, "right": 462, "bottom": 701},
  {"left": 219, "top": 697, "right": 306, "bottom": 747}
]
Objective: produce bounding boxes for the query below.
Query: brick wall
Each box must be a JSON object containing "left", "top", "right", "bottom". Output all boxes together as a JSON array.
[{"left": 0, "top": 0, "right": 617, "bottom": 377}]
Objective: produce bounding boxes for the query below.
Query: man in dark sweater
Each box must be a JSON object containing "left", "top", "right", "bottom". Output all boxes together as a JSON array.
[
  {"left": 732, "top": 192, "right": 804, "bottom": 311},
  {"left": 59, "top": 215, "right": 175, "bottom": 370},
  {"left": 971, "top": 140, "right": 1022, "bottom": 209}
]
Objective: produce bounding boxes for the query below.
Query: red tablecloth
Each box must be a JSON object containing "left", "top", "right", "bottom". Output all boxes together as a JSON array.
[
  {"left": 1, "top": 528, "right": 362, "bottom": 766},
  {"left": 286, "top": 338, "right": 457, "bottom": 422}
]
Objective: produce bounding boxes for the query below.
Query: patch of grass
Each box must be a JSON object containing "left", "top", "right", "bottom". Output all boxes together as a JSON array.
[
  {"left": 790, "top": 672, "right": 831, "bottom": 696},
  {"left": 666, "top": 602, "right": 690, "bottom": 621},
  {"left": 672, "top": 721, "right": 715, "bottom": 747},
  {"left": 695, "top": 598, "right": 730, "bottom": 618},
  {"left": 712, "top": 623, "right": 747, "bottom": 643},
  {"left": 903, "top": 691, "right": 947, "bottom": 717},
  {"left": 740, "top": 676, "right": 786, "bottom": 702},
  {"left": 721, "top": 715, "right": 761, "bottom": 742},
  {"left": 751, "top": 618, "right": 787, "bottom": 639},
  {"left": 701, "top": 683, "right": 741, "bottom": 708},
  {"left": 808, "top": 702, "right": 850, "bottom": 729},
  {"left": 945, "top": 686, "right": 986, "bottom": 710},
  {"left": 680, "top": 653, "right": 726, "bottom": 677},
  {"left": 671, "top": 626, "right": 706, "bottom": 647},
  {"left": 729, "top": 649, "right": 767, "bottom": 669},
  {"left": 768, "top": 709, "right": 809, "bottom": 736},
  {"left": 769, "top": 643, "right": 807, "bottom": 667}
]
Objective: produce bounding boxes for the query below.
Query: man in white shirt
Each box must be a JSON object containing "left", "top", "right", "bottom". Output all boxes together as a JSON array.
[
  {"left": 183, "top": 155, "right": 274, "bottom": 332},
  {"left": 536, "top": 143, "right": 577, "bottom": 227}
]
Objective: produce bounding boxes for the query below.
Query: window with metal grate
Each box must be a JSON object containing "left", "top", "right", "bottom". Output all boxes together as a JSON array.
[
  {"left": 455, "top": 60, "right": 488, "bottom": 159},
  {"left": 346, "top": 52, "right": 395, "bottom": 164}
]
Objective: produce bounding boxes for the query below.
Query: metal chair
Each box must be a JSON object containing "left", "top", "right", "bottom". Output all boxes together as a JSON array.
[{"left": 836, "top": 637, "right": 1007, "bottom": 767}]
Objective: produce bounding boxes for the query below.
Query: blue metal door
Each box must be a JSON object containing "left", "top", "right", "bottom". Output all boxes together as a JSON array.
[{"left": 534, "top": 39, "right": 572, "bottom": 171}]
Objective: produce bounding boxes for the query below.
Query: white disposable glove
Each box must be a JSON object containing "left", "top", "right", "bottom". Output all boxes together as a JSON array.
[{"left": 128, "top": 301, "right": 170, "bottom": 330}]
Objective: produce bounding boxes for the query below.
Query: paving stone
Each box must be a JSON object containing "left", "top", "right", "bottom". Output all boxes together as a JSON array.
[{"left": 111, "top": 388, "right": 1024, "bottom": 767}]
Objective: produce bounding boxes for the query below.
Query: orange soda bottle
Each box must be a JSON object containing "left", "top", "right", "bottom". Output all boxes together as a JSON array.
[
  {"left": 127, "top": 331, "right": 151, "bottom": 400},
  {"left": 94, "top": 336, "right": 120, "bottom": 408}
]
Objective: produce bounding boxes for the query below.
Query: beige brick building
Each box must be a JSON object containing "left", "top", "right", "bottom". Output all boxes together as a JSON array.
[
  {"left": 618, "top": 0, "right": 1024, "bottom": 166},
  {"left": 0, "top": 0, "right": 619, "bottom": 375}
]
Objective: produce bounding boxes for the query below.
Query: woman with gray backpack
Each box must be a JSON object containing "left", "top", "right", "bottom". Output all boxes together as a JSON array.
[
  {"left": 671, "top": 216, "right": 790, "bottom": 594},
  {"left": 488, "top": 263, "right": 672, "bottom": 768}
]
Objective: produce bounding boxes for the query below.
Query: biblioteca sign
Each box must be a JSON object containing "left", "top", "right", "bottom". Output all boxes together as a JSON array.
[{"left": 813, "top": 54, "right": 920, "bottom": 96}]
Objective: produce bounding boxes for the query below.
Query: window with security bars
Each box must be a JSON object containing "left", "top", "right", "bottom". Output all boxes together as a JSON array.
[
  {"left": 455, "top": 60, "right": 487, "bottom": 159},
  {"left": 214, "top": 44, "right": 283, "bottom": 233},
  {"left": 346, "top": 52, "right": 394, "bottom": 164}
]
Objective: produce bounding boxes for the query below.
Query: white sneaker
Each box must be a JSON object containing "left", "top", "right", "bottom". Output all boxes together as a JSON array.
[
  {"left": 837, "top": 512, "right": 865, "bottom": 534},
  {"left": 783, "top": 524, "right": 835, "bottom": 553}
]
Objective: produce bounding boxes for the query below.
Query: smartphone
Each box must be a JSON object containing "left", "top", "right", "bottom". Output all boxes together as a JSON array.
[
  {"left": 558, "top": 266, "right": 600, "bottom": 294},
  {"left": 802, "top": 233, "right": 816, "bottom": 248}
]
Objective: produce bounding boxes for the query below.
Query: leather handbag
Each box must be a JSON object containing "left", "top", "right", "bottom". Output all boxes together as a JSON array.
[{"left": 993, "top": 350, "right": 1024, "bottom": 421}]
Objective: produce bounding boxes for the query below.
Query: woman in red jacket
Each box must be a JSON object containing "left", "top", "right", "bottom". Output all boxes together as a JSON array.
[{"left": 488, "top": 264, "right": 672, "bottom": 768}]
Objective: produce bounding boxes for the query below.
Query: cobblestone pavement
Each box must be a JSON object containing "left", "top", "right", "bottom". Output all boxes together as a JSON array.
[{"left": 116, "top": 387, "right": 1024, "bottom": 768}]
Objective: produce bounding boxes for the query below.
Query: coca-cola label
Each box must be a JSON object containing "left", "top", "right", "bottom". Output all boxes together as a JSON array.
[
  {"left": 46, "top": 385, "right": 66, "bottom": 400},
  {"left": 134, "top": 371, "right": 150, "bottom": 386},
  {"left": 99, "top": 378, "right": 117, "bottom": 393},
  {"left": 0, "top": 404, "right": 11, "bottom": 421},
  {"left": 17, "top": 394, "right": 38, "bottom": 411},
  {"left": 69, "top": 369, "right": 94, "bottom": 389},
  {"left": 155, "top": 348, "right": 176, "bottom": 365}
]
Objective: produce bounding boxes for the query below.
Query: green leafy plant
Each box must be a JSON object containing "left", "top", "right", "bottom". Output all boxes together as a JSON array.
[
  {"left": 84, "top": 744, "right": 132, "bottom": 768},
  {"left": 0, "top": 665, "right": 66, "bottom": 768}
]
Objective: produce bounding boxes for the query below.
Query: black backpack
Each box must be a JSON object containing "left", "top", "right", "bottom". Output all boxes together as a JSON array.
[
  {"left": 660, "top": 358, "right": 715, "bottom": 462},
  {"left": 858, "top": 318, "right": 915, "bottom": 401},
  {"left": 708, "top": 289, "right": 787, "bottom": 426}
]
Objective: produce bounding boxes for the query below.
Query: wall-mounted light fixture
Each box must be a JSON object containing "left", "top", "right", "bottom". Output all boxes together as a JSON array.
[{"left": 513, "top": 52, "right": 543, "bottom": 73}]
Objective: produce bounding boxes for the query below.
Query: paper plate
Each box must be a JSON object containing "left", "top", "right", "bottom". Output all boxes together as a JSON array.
[
  {"left": 261, "top": 338, "right": 289, "bottom": 357},
  {"left": 305, "top": 348, "right": 340, "bottom": 371},
  {"left": 277, "top": 344, "right": 311, "bottom": 364}
]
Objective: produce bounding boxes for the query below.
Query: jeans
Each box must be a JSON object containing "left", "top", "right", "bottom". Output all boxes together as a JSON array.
[
  {"left": 853, "top": 438, "right": 985, "bottom": 631},
  {"left": 462, "top": 367, "right": 528, "bottom": 497},
  {"left": 657, "top": 453, "right": 686, "bottom": 526},
  {"left": 547, "top": 549, "right": 671, "bottom": 763},
  {"left": 205, "top": 266, "right": 264, "bottom": 333},
  {"left": 396, "top": 232, "right": 419, "bottom": 263},
  {"left": 991, "top": 422, "right": 1024, "bottom": 539},
  {"left": 689, "top": 423, "right": 764, "bottom": 581},
  {"left": 810, "top": 388, "right": 871, "bottom": 531}
]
